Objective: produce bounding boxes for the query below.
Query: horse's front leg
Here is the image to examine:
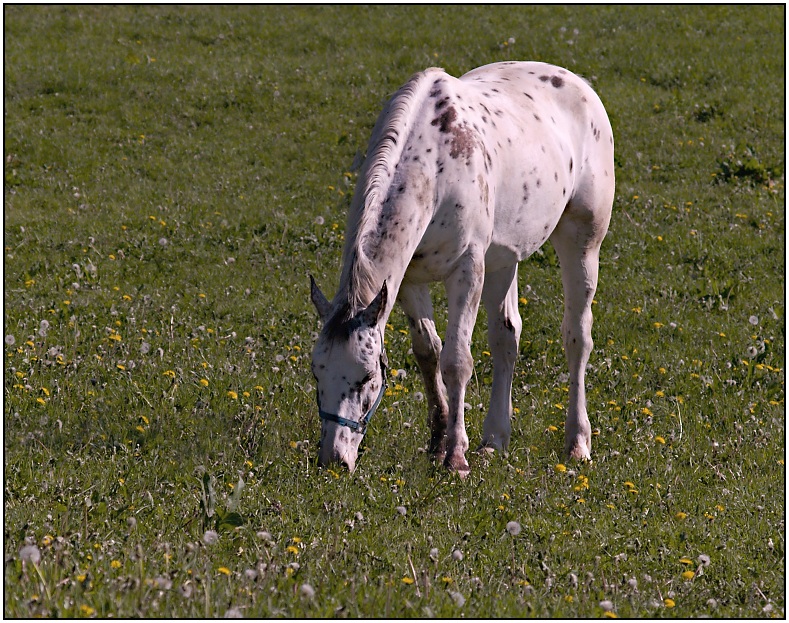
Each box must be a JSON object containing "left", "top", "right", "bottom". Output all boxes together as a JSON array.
[
  {"left": 441, "top": 247, "right": 485, "bottom": 477},
  {"left": 398, "top": 283, "right": 449, "bottom": 462}
]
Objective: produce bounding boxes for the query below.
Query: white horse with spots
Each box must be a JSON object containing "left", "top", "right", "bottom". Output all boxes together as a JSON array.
[{"left": 310, "top": 61, "right": 614, "bottom": 476}]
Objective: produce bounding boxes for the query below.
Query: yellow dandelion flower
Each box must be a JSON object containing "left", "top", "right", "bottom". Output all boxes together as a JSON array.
[
  {"left": 286, "top": 546, "right": 299, "bottom": 555},
  {"left": 36, "top": 397, "right": 46, "bottom": 405},
  {"left": 227, "top": 391, "right": 238, "bottom": 400},
  {"left": 682, "top": 570, "right": 695, "bottom": 580},
  {"left": 679, "top": 557, "right": 693, "bottom": 565},
  {"left": 604, "top": 611, "right": 618, "bottom": 618},
  {"left": 163, "top": 370, "right": 175, "bottom": 379},
  {"left": 111, "top": 560, "right": 122, "bottom": 569},
  {"left": 401, "top": 576, "right": 414, "bottom": 584},
  {"left": 675, "top": 511, "right": 687, "bottom": 520},
  {"left": 547, "top": 425, "right": 558, "bottom": 432},
  {"left": 199, "top": 378, "right": 209, "bottom": 387},
  {"left": 664, "top": 598, "right": 675, "bottom": 608},
  {"left": 623, "top": 481, "right": 635, "bottom": 488},
  {"left": 564, "top": 595, "right": 574, "bottom": 603},
  {"left": 80, "top": 605, "right": 95, "bottom": 616},
  {"left": 442, "top": 576, "right": 453, "bottom": 584},
  {"left": 217, "top": 567, "right": 231, "bottom": 575},
  {"left": 654, "top": 436, "right": 666, "bottom": 444},
  {"left": 555, "top": 463, "right": 567, "bottom": 473}
]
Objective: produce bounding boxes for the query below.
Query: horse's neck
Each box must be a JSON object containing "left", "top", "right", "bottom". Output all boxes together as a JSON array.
[
  {"left": 341, "top": 177, "right": 434, "bottom": 324},
  {"left": 339, "top": 69, "right": 442, "bottom": 323}
]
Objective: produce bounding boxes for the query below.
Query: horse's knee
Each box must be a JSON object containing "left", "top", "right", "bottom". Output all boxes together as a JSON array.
[{"left": 440, "top": 348, "right": 473, "bottom": 387}]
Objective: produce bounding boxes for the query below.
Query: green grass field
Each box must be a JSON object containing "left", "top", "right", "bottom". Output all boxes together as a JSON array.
[{"left": 4, "top": 5, "right": 784, "bottom": 618}]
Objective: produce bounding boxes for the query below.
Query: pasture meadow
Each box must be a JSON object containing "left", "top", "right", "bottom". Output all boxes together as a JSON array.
[{"left": 4, "top": 5, "right": 785, "bottom": 618}]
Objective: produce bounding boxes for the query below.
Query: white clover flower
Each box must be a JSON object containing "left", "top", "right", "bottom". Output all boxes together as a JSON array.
[
  {"left": 506, "top": 521, "right": 521, "bottom": 536},
  {"left": 203, "top": 529, "right": 219, "bottom": 545}
]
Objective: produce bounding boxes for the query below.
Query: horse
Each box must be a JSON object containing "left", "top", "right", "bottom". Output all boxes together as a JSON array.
[{"left": 310, "top": 61, "right": 614, "bottom": 476}]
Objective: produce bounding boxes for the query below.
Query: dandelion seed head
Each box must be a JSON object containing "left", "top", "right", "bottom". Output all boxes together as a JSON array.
[
  {"left": 452, "top": 549, "right": 463, "bottom": 561},
  {"left": 506, "top": 521, "right": 522, "bottom": 536},
  {"left": 749, "top": 315, "right": 759, "bottom": 326},
  {"left": 300, "top": 583, "right": 316, "bottom": 599},
  {"left": 5, "top": 334, "right": 15, "bottom": 346},
  {"left": 223, "top": 607, "right": 243, "bottom": 618},
  {"left": 19, "top": 544, "right": 41, "bottom": 565},
  {"left": 450, "top": 591, "right": 466, "bottom": 607},
  {"left": 314, "top": 216, "right": 325, "bottom": 225},
  {"left": 600, "top": 600, "right": 615, "bottom": 611},
  {"left": 697, "top": 553, "right": 710, "bottom": 566},
  {"left": 429, "top": 547, "right": 439, "bottom": 561},
  {"left": 395, "top": 505, "right": 407, "bottom": 516},
  {"left": 257, "top": 530, "right": 273, "bottom": 542},
  {"left": 159, "top": 237, "right": 168, "bottom": 246},
  {"left": 203, "top": 529, "right": 219, "bottom": 545}
]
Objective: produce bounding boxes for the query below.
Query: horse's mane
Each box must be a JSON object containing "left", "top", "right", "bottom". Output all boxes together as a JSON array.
[{"left": 327, "top": 67, "right": 443, "bottom": 333}]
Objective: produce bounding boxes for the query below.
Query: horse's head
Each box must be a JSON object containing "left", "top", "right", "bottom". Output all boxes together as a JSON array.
[{"left": 310, "top": 276, "right": 388, "bottom": 472}]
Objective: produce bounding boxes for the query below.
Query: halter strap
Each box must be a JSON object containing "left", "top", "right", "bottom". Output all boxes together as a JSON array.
[{"left": 317, "top": 334, "right": 387, "bottom": 436}]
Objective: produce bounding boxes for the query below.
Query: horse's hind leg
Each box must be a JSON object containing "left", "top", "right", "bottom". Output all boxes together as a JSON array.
[
  {"left": 549, "top": 200, "right": 611, "bottom": 460},
  {"left": 398, "top": 283, "right": 449, "bottom": 462},
  {"left": 480, "top": 264, "right": 521, "bottom": 451}
]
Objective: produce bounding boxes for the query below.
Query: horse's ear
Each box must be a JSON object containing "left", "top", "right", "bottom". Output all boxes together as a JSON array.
[
  {"left": 359, "top": 281, "right": 388, "bottom": 327},
  {"left": 310, "top": 275, "right": 332, "bottom": 322}
]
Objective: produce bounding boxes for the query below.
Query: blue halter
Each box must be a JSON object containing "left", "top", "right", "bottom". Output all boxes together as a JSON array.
[{"left": 317, "top": 341, "right": 388, "bottom": 436}]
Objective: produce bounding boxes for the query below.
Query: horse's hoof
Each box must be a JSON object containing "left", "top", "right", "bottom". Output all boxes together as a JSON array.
[
  {"left": 566, "top": 438, "right": 592, "bottom": 461},
  {"left": 444, "top": 453, "right": 470, "bottom": 478}
]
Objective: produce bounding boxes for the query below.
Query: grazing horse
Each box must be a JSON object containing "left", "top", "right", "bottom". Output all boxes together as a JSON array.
[{"left": 310, "top": 61, "right": 614, "bottom": 476}]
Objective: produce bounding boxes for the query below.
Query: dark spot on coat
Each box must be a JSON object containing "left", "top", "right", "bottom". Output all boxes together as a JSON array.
[
  {"left": 554, "top": 172, "right": 559, "bottom": 182},
  {"left": 536, "top": 178, "right": 542, "bottom": 188},
  {"left": 539, "top": 75, "right": 550, "bottom": 82},
  {"left": 523, "top": 92, "right": 534, "bottom": 100},
  {"left": 431, "top": 106, "right": 457, "bottom": 133},
  {"left": 522, "top": 182, "right": 530, "bottom": 203},
  {"left": 569, "top": 158, "right": 573, "bottom": 172},
  {"left": 533, "top": 113, "right": 541, "bottom": 122},
  {"left": 551, "top": 76, "right": 564, "bottom": 88}
]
